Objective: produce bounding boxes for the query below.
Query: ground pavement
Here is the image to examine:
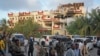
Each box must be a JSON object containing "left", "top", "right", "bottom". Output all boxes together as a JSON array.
[{"left": 6, "top": 46, "right": 98, "bottom": 56}]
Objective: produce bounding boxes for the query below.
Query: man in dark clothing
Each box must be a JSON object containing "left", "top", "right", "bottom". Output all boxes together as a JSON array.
[
  {"left": 11, "top": 39, "right": 24, "bottom": 56},
  {"left": 28, "top": 37, "right": 34, "bottom": 56},
  {"left": 41, "top": 41, "right": 45, "bottom": 47},
  {"left": 97, "top": 47, "right": 100, "bottom": 56},
  {"left": 55, "top": 40, "right": 64, "bottom": 56}
]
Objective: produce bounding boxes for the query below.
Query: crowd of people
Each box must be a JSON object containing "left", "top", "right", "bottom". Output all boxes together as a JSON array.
[
  {"left": 7, "top": 36, "right": 90, "bottom": 56},
  {"left": 0, "top": 33, "right": 100, "bottom": 56}
]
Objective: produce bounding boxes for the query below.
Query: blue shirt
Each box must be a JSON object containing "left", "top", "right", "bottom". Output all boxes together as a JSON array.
[
  {"left": 74, "top": 49, "right": 80, "bottom": 56},
  {"left": 66, "top": 48, "right": 75, "bottom": 56}
]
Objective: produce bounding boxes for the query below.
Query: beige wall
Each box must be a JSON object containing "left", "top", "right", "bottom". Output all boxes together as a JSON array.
[
  {"left": 53, "top": 29, "right": 67, "bottom": 35},
  {"left": 8, "top": 10, "right": 74, "bottom": 35}
]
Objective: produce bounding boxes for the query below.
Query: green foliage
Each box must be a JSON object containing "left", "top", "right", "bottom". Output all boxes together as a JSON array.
[
  {"left": 89, "top": 9, "right": 100, "bottom": 35},
  {"left": 67, "top": 9, "right": 100, "bottom": 36},
  {"left": 67, "top": 21, "right": 79, "bottom": 35},
  {"left": 0, "top": 19, "right": 7, "bottom": 31},
  {"left": 12, "top": 19, "right": 41, "bottom": 38}
]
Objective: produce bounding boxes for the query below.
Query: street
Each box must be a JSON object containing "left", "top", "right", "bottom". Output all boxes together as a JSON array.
[
  {"left": 6, "top": 46, "right": 98, "bottom": 56},
  {"left": 90, "top": 48, "right": 98, "bottom": 56},
  {"left": 6, "top": 46, "right": 42, "bottom": 56}
]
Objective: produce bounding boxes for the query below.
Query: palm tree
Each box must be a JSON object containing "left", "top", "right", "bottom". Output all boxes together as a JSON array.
[
  {"left": 89, "top": 9, "right": 100, "bottom": 36},
  {"left": 77, "top": 16, "right": 93, "bottom": 35},
  {"left": 67, "top": 9, "right": 100, "bottom": 36},
  {"left": 2, "top": 19, "right": 8, "bottom": 36},
  {"left": 0, "top": 18, "right": 8, "bottom": 40},
  {"left": 67, "top": 16, "right": 93, "bottom": 36}
]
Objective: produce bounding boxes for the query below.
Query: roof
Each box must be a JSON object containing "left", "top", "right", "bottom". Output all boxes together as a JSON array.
[
  {"left": 52, "top": 35, "right": 71, "bottom": 42},
  {"left": 86, "top": 36, "right": 97, "bottom": 37},
  {"left": 74, "top": 38, "right": 88, "bottom": 41}
]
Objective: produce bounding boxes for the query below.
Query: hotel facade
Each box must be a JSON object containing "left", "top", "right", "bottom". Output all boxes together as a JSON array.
[{"left": 8, "top": 2, "right": 85, "bottom": 35}]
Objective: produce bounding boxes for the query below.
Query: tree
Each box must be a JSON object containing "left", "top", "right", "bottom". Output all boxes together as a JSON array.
[
  {"left": 89, "top": 9, "right": 100, "bottom": 36},
  {"left": 67, "top": 9, "right": 100, "bottom": 36},
  {"left": 67, "top": 21, "right": 80, "bottom": 35},
  {"left": 79, "top": 16, "right": 93, "bottom": 36},
  {"left": 0, "top": 18, "right": 8, "bottom": 37},
  {"left": 67, "top": 16, "right": 93, "bottom": 36},
  {"left": 13, "top": 19, "right": 41, "bottom": 38},
  {"left": 0, "top": 19, "right": 7, "bottom": 31}
]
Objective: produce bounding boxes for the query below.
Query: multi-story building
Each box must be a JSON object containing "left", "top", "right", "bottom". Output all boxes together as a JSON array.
[
  {"left": 53, "top": 2, "right": 85, "bottom": 17},
  {"left": 51, "top": 2, "right": 85, "bottom": 35},
  {"left": 8, "top": 12, "right": 33, "bottom": 27},
  {"left": 8, "top": 10, "right": 67, "bottom": 35},
  {"left": 8, "top": 2, "right": 85, "bottom": 35}
]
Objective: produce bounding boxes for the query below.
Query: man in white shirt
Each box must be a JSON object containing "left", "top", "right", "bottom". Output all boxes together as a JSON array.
[
  {"left": 78, "top": 42, "right": 83, "bottom": 50},
  {"left": 24, "top": 39, "right": 28, "bottom": 53}
]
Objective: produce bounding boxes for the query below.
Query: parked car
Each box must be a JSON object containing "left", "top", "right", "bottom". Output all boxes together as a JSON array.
[
  {"left": 67, "top": 35, "right": 84, "bottom": 39},
  {"left": 74, "top": 38, "right": 93, "bottom": 50},
  {"left": 10, "top": 33, "right": 25, "bottom": 45},
  {"left": 52, "top": 35, "right": 72, "bottom": 50},
  {"left": 40, "top": 35, "right": 55, "bottom": 46},
  {"left": 95, "top": 36, "right": 100, "bottom": 47},
  {"left": 86, "top": 36, "right": 97, "bottom": 47},
  {"left": 52, "top": 35, "right": 71, "bottom": 42}
]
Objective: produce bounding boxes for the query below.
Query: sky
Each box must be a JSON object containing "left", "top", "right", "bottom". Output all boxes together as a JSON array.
[{"left": 0, "top": 0, "right": 100, "bottom": 20}]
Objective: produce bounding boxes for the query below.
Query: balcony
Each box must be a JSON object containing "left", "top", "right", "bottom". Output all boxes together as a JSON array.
[
  {"left": 53, "top": 18, "right": 60, "bottom": 23},
  {"left": 74, "top": 10, "right": 82, "bottom": 14},
  {"left": 42, "top": 19, "right": 52, "bottom": 22},
  {"left": 67, "top": 9, "right": 82, "bottom": 14},
  {"left": 42, "top": 15, "right": 52, "bottom": 22},
  {"left": 45, "top": 22, "right": 52, "bottom": 24},
  {"left": 53, "top": 24, "right": 62, "bottom": 30},
  {"left": 44, "top": 24, "right": 52, "bottom": 29},
  {"left": 42, "top": 17, "right": 52, "bottom": 22}
]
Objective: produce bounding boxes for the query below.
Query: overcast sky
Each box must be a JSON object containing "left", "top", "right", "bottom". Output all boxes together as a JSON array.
[{"left": 0, "top": 0, "right": 99, "bottom": 20}]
